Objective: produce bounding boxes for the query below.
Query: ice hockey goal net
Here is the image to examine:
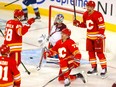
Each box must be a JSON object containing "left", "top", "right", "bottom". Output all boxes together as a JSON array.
[
  {"left": 48, "top": 5, "right": 87, "bottom": 51},
  {"left": 48, "top": 5, "right": 84, "bottom": 34}
]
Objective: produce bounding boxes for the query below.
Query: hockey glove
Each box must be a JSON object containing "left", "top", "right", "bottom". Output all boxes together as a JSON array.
[
  {"left": 14, "top": 81, "right": 20, "bottom": 87},
  {"left": 73, "top": 20, "right": 80, "bottom": 27},
  {"left": 73, "top": 53, "right": 81, "bottom": 68},
  {"left": 27, "top": 18, "right": 35, "bottom": 25},
  {"left": 73, "top": 60, "right": 80, "bottom": 68},
  {"left": 43, "top": 51, "right": 53, "bottom": 59}
]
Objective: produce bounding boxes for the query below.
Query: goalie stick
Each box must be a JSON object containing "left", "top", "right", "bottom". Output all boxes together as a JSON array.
[
  {"left": 37, "top": 46, "right": 48, "bottom": 70},
  {"left": 47, "top": 28, "right": 60, "bottom": 40},
  {"left": 4, "top": 0, "right": 19, "bottom": 7},
  {"left": 42, "top": 66, "right": 74, "bottom": 87},
  {"left": 0, "top": 28, "right": 30, "bottom": 75}
]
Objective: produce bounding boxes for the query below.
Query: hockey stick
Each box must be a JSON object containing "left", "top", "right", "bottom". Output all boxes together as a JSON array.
[
  {"left": 0, "top": 28, "right": 30, "bottom": 75},
  {"left": 73, "top": 0, "right": 76, "bottom": 20},
  {"left": 4, "top": 0, "right": 19, "bottom": 7},
  {"left": 37, "top": 47, "right": 48, "bottom": 70},
  {"left": 0, "top": 29, "right": 4, "bottom": 36},
  {"left": 21, "top": 62, "right": 31, "bottom": 75},
  {"left": 42, "top": 66, "right": 74, "bottom": 87},
  {"left": 47, "top": 28, "right": 60, "bottom": 40}
]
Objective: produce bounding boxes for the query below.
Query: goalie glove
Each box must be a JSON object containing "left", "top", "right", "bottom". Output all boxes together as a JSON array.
[{"left": 38, "top": 34, "right": 46, "bottom": 44}]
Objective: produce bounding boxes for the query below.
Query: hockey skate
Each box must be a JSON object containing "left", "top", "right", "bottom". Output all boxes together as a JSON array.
[
  {"left": 35, "top": 16, "right": 41, "bottom": 20},
  {"left": 64, "top": 78, "right": 71, "bottom": 87},
  {"left": 21, "top": 17, "right": 28, "bottom": 21},
  {"left": 75, "top": 72, "right": 86, "bottom": 83},
  {"left": 100, "top": 68, "right": 107, "bottom": 79},
  {"left": 34, "top": 16, "right": 41, "bottom": 22},
  {"left": 87, "top": 67, "right": 98, "bottom": 75}
]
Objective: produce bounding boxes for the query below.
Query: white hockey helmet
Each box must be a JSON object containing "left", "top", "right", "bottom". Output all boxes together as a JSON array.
[{"left": 55, "top": 14, "right": 64, "bottom": 23}]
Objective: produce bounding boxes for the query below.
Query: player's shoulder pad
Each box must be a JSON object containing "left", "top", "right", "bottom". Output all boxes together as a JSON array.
[{"left": 67, "top": 38, "right": 75, "bottom": 44}]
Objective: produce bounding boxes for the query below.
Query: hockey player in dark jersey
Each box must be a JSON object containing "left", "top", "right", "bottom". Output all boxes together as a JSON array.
[{"left": 21, "top": 0, "right": 41, "bottom": 21}]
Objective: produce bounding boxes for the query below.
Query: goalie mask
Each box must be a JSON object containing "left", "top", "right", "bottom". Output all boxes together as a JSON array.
[{"left": 55, "top": 14, "right": 64, "bottom": 23}]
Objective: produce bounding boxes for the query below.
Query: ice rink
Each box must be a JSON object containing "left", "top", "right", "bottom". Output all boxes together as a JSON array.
[{"left": 0, "top": 9, "right": 116, "bottom": 87}]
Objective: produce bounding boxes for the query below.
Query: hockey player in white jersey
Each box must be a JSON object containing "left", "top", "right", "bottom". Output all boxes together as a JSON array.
[
  {"left": 49, "top": 14, "right": 67, "bottom": 47},
  {"left": 43, "top": 14, "right": 67, "bottom": 62},
  {"left": 38, "top": 14, "right": 67, "bottom": 63}
]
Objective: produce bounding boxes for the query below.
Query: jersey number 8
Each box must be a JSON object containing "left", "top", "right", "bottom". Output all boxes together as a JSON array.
[{"left": 6, "top": 29, "right": 13, "bottom": 41}]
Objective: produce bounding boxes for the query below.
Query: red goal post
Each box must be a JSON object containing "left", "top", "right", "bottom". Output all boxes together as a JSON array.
[{"left": 48, "top": 5, "right": 84, "bottom": 35}]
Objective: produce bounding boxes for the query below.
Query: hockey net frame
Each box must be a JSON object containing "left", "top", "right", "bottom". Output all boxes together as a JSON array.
[{"left": 48, "top": 5, "right": 84, "bottom": 35}]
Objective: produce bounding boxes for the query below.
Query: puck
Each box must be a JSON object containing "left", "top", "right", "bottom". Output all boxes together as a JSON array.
[{"left": 30, "top": 57, "right": 33, "bottom": 59}]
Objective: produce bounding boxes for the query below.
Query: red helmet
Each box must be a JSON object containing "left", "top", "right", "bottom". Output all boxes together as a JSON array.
[
  {"left": 112, "top": 82, "right": 116, "bottom": 87},
  {"left": 62, "top": 28, "right": 71, "bottom": 36},
  {"left": 0, "top": 44, "right": 10, "bottom": 55},
  {"left": 86, "top": 1, "right": 95, "bottom": 8},
  {"left": 14, "top": 9, "right": 24, "bottom": 18}
]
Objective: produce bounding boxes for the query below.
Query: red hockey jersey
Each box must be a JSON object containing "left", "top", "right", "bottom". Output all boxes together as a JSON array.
[
  {"left": 4, "top": 19, "right": 29, "bottom": 52},
  {"left": 0, "top": 56, "right": 21, "bottom": 87},
  {"left": 51, "top": 38, "right": 81, "bottom": 60},
  {"left": 81, "top": 10, "right": 105, "bottom": 40}
]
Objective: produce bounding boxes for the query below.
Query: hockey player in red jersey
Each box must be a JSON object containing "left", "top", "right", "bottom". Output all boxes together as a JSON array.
[
  {"left": 44, "top": 28, "right": 86, "bottom": 86},
  {"left": 4, "top": 9, "right": 35, "bottom": 66},
  {"left": 112, "top": 82, "right": 116, "bottom": 87},
  {"left": 73, "top": 0, "right": 107, "bottom": 78},
  {"left": 0, "top": 44, "right": 21, "bottom": 87}
]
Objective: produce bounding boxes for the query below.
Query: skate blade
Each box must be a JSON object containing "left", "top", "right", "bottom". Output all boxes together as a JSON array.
[
  {"left": 64, "top": 85, "right": 71, "bottom": 87},
  {"left": 81, "top": 71, "right": 87, "bottom": 83},
  {"left": 100, "top": 74, "right": 108, "bottom": 79},
  {"left": 87, "top": 72, "right": 98, "bottom": 76},
  {"left": 35, "top": 19, "right": 41, "bottom": 22}
]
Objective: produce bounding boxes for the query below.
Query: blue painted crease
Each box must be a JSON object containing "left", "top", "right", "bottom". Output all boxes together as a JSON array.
[{"left": 21, "top": 49, "right": 90, "bottom": 66}]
